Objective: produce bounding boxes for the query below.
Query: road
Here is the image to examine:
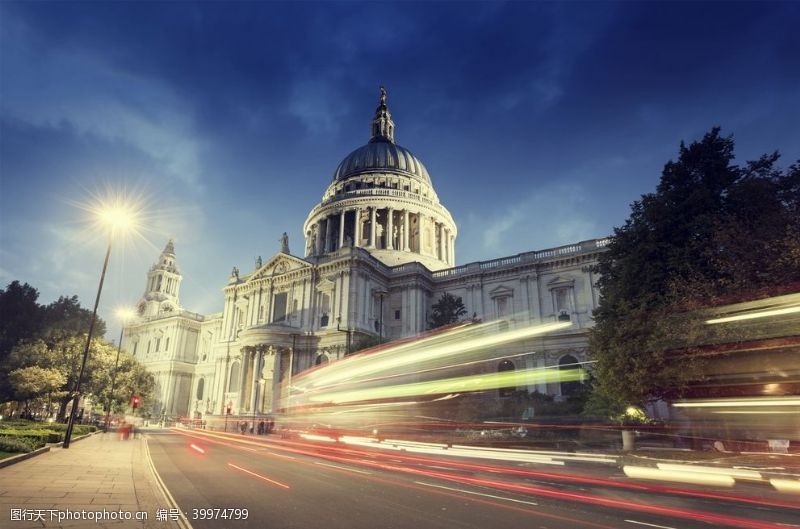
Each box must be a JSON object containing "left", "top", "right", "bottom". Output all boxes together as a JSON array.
[{"left": 144, "top": 429, "right": 799, "bottom": 529}]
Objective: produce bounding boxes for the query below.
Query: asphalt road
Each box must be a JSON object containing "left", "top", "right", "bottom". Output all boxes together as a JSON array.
[{"left": 144, "top": 429, "right": 799, "bottom": 529}]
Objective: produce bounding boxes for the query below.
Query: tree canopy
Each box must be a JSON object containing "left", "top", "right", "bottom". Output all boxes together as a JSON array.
[
  {"left": 429, "top": 293, "right": 467, "bottom": 329},
  {"left": 0, "top": 280, "right": 149, "bottom": 419},
  {"left": 589, "top": 128, "right": 800, "bottom": 410}
]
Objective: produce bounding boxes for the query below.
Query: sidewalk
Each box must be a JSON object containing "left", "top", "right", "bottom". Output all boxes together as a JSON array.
[{"left": 0, "top": 433, "right": 183, "bottom": 529}]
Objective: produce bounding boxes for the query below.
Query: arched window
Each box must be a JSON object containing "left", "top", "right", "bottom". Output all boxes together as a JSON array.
[
  {"left": 228, "top": 361, "right": 241, "bottom": 392},
  {"left": 196, "top": 378, "right": 205, "bottom": 400},
  {"left": 558, "top": 355, "right": 582, "bottom": 397},
  {"left": 315, "top": 354, "right": 329, "bottom": 366},
  {"left": 498, "top": 360, "right": 516, "bottom": 397}
]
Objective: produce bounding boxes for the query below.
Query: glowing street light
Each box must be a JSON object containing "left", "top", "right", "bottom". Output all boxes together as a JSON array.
[
  {"left": 104, "top": 307, "right": 135, "bottom": 430},
  {"left": 63, "top": 204, "right": 136, "bottom": 448}
]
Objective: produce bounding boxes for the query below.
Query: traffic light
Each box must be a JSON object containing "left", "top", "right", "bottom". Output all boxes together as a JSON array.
[
  {"left": 131, "top": 395, "right": 140, "bottom": 409},
  {"left": 226, "top": 403, "right": 232, "bottom": 415}
]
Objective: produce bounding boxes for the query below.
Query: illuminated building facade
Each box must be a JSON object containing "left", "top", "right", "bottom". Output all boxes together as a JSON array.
[{"left": 122, "top": 90, "right": 608, "bottom": 420}]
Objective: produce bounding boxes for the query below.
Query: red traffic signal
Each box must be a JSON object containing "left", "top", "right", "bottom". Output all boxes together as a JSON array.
[{"left": 131, "top": 395, "right": 140, "bottom": 409}]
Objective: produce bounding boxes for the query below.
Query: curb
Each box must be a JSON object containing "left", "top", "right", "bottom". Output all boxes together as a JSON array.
[{"left": 0, "top": 445, "right": 51, "bottom": 469}]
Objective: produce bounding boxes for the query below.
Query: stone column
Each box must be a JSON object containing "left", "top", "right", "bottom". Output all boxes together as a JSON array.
[
  {"left": 324, "top": 216, "right": 333, "bottom": 253},
  {"left": 249, "top": 351, "right": 258, "bottom": 413},
  {"left": 386, "top": 208, "right": 394, "bottom": 249},
  {"left": 403, "top": 210, "right": 410, "bottom": 251},
  {"left": 369, "top": 207, "right": 377, "bottom": 247},
  {"left": 354, "top": 208, "right": 362, "bottom": 247},
  {"left": 315, "top": 220, "right": 324, "bottom": 256},
  {"left": 338, "top": 210, "right": 345, "bottom": 249},
  {"left": 449, "top": 234, "right": 455, "bottom": 264},
  {"left": 437, "top": 223, "right": 444, "bottom": 261}
]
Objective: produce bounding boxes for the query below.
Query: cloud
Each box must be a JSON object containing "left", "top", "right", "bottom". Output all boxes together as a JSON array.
[
  {"left": 457, "top": 181, "right": 600, "bottom": 264},
  {"left": 0, "top": 13, "right": 204, "bottom": 189}
]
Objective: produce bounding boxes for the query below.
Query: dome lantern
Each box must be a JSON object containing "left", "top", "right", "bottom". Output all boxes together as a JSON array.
[{"left": 370, "top": 86, "right": 395, "bottom": 144}]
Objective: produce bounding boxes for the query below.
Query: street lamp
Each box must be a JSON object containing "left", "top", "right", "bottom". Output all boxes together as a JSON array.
[
  {"left": 63, "top": 204, "right": 135, "bottom": 448},
  {"left": 104, "top": 307, "right": 135, "bottom": 430}
]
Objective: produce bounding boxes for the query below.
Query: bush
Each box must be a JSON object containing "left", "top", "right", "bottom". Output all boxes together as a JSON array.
[
  {"left": 0, "top": 435, "right": 42, "bottom": 452},
  {"left": 0, "top": 428, "right": 61, "bottom": 445}
]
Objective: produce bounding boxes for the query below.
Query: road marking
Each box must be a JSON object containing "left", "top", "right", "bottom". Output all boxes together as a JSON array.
[
  {"left": 314, "top": 461, "right": 372, "bottom": 474},
  {"left": 624, "top": 520, "right": 677, "bottom": 529},
  {"left": 263, "top": 450, "right": 296, "bottom": 460},
  {"left": 144, "top": 438, "right": 194, "bottom": 529},
  {"left": 227, "top": 463, "right": 291, "bottom": 489},
  {"left": 414, "top": 481, "right": 538, "bottom": 506}
]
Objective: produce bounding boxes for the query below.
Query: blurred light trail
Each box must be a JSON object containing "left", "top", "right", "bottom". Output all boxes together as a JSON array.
[
  {"left": 770, "top": 478, "right": 800, "bottom": 495},
  {"left": 656, "top": 463, "right": 762, "bottom": 481},
  {"left": 623, "top": 465, "right": 736, "bottom": 487},
  {"left": 175, "top": 428, "right": 800, "bottom": 511},
  {"left": 706, "top": 305, "right": 800, "bottom": 324},
  {"left": 294, "top": 320, "right": 571, "bottom": 392},
  {"left": 314, "top": 461, "right": 372, "bottom": 475},
  {"left": 227, "top": 463, "right": 290, "bottom": 489},
  {"left": 307, "top": 364, "right": 585, "bottom": 404},
  {"left": 189, "top": 443, "right": 205, "bottom": 454},
  {"left": 673, "top": 397, "right": 800, "bottom": 408}
]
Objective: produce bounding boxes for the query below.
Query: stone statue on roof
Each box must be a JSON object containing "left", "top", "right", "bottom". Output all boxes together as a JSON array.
[{"left": 279, "top": 232, "right": 290, "bottom": 254}]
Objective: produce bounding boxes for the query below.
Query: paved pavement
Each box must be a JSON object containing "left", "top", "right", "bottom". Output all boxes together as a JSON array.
[{"left": 0, "top": 432, "right": 183, "bottom": 529}]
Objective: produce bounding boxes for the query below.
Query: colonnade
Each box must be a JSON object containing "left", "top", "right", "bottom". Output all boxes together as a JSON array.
[
  {"left": 307, "top": 206, "right": 455, "bottom": 264},
  {"left": 235, "top": 347, "right": 270, "bottom": 414}
]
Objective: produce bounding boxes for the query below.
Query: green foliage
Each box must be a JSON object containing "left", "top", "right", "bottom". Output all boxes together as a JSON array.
[
  {"left": 0, "top": 436, "right": 39, "bottom": 453},
  {"left": 42, "top": 295, "right": 107, "bottom": 340},
  {"left": 348, "top": 334, "right": 382, "bottom": 354},
  {"left": 8, "top": 366, "right": 66, "bottom": 402},
  {"left": 429, "top": 293, "right": 467, "bottom": 329},
  {"left": 590, "top": 128, "right": 800, "bottom": 407},
  {"left": 0, "top": 428, "right": 58, "bottom": 446}
]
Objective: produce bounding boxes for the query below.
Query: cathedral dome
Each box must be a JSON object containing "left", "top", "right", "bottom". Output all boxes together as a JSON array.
[{"left": 332, "top": 141, "right": 431, "bottom": 184}]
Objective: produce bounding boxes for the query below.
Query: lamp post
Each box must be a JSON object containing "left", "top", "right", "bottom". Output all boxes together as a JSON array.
[
  {"left": 63, "top": 205, "right": 134, "bottom": 449},
  {"left": 105, "top": 308, "right": 134, "bottom": 431}
]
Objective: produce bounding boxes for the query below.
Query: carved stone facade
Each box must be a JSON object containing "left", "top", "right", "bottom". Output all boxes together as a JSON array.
[{"left": 122, "top": 90, "right": 608, "bottom": 420}]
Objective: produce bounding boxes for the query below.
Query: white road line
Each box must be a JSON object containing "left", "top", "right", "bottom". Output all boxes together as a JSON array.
[
  {"left": 624, "top": 520, "right": 677, "bottom": 529},
  {"left": 314, "top": 461, "right": 373, "bottom": 474},
  {"left": 414, "top": 481, "right": 538, "bottom": 506}
]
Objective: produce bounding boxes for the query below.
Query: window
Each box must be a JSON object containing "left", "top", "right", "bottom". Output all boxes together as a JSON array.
[
  {"left": 498, "top": 360, "right": 516, "bottom": 397},
  {"left": 132, "top": 342, "right": 138, "bottom": 356},
  {"left": 155, "top": 338, "right": 161, "bottom": 352},
  {"left": 196, "top": 378, "right": 205, "bottom": 400},
  {"left": 395, "top": 309, "right": 401, "bottom": 320},
  {"left": 559, "top": 355, "right": 582, "bottom": 396},
  {"left": 315, "top": 354, "right": 329, "bottom": 366},
  {"left": 165, "top": 337, "right": 170, "bottom": 351},
  {"left": 228, "top": 361, "right": 241, "bottom": 391},
  {"left": 272, "top": 292, "right": 288, "bottom": 322},
  {"left": 146, "top": 341, "right": 151, "bottom": 355}
]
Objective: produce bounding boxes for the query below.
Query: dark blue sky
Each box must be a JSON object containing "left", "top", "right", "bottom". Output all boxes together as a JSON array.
[{"left": 1, "top": 1, "right": 798, "bottom": 340}]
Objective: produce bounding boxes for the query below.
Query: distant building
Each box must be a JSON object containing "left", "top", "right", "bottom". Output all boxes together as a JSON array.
[{"left": 122, "top": 89, "right": 608, "bottom": 420}]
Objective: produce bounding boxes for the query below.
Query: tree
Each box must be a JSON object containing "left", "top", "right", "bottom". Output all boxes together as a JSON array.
[
  {"left": 0, "top": 281, "right": 43, "bottom": 364},
  {"left": 42, "top": 295, "right": 106, "bottom": 340},
  {"left": 8, "top": 366, "right": 66, "bottom": 415},
  {"left": 429, "top": 293, "right": 467, "bottom": 329},
  {"left": 589, "top": 128, "right": 800, "bottom": 409}
]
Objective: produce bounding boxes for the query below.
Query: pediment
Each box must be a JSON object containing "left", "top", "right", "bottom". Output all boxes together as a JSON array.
[
  {"left": 489, "top": 285, "right": 514, "bottom": 298},
  {"left": 248, "top": 253, "right": 310, "bottom": 282},
  {"left": 317, "top": 277, "right": 336, "bottom": 292},
  {"left": 547, "top": 275, "right": 575, "bottom": 289}
]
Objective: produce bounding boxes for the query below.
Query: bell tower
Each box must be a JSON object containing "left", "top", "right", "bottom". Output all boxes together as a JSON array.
[{"left": 138, "top": 239, "right": 182, "bottom": 318}]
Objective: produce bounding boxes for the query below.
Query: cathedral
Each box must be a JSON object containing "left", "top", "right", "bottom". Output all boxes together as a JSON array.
[{"left": 121, "top": 89, "right": 609, "bottom": 421}]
